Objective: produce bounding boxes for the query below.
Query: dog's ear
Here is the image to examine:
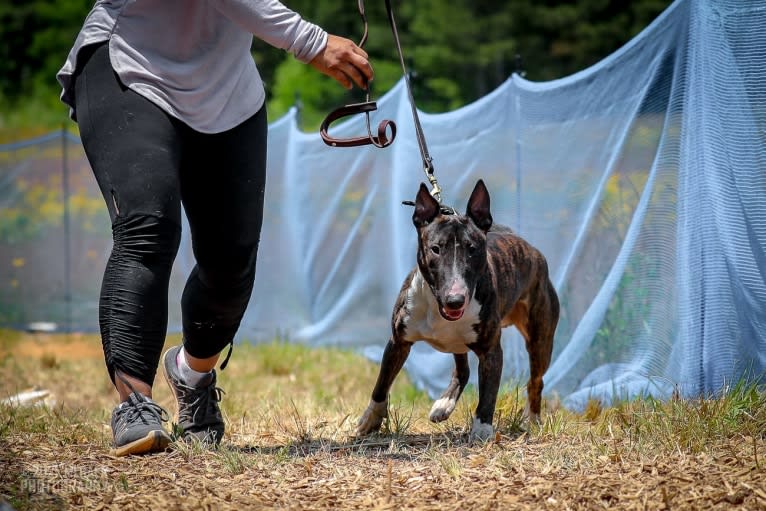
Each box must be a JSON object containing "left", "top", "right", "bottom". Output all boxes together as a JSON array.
[
  {"left": 466, "top": 179, "right": 493, "bottom": 232},
  {"left": 413, "top": 183, "right": 441, "bottom": 228}
]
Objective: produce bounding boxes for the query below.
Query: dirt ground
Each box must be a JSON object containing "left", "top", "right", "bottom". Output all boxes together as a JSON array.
[{"left": 1, "top": 332, "right": 764, "bottom": 510}]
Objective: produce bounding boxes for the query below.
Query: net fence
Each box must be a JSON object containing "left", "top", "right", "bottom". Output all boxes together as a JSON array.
[{"left": 1, "top": 0, "right": 763, "bottom": 408}]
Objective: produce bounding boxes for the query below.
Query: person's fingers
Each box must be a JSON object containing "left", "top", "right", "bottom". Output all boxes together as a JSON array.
[
  {"left": 331, "top": 46, "right": 373, "bottom": 85},
  {"left": 338, "top": 62, "right": 368, "bottom": 90},
  {"left": 309, "top": 59, "right": 352, "bottom": 89},
  {"left": 310, "top": 34, "right": 375, "bottom": 89},
  {"left": 328, "top": 68, "right": 353, "bottom": 89},
  {"left": 349, "top": 53, "right": 373, "bottom": 85},
  {"left": 351, "top": 45, "right": 369, "bottom": 60}
]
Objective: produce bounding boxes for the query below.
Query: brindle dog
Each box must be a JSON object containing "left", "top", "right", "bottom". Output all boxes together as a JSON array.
[{"left": 357, "top": 179, "right": 559, "bottom": 441}]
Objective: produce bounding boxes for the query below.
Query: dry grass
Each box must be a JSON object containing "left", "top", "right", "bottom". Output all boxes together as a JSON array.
[{"left": 1, "top": 330, "right": 765, "bottom": 510}]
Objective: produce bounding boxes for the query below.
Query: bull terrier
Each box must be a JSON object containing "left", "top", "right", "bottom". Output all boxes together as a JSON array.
[{"left": 356, "top": 179, "right": 559, "bottom": 442}]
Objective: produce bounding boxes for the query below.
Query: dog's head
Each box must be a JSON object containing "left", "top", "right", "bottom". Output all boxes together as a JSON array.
[{"left": 412, "top": 179, "right": 493, "bottom": 321}]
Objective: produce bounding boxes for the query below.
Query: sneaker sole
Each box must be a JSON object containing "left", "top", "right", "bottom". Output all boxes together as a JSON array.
[{"left": 110, "top": 430, "right": 171, "bottom": 457}]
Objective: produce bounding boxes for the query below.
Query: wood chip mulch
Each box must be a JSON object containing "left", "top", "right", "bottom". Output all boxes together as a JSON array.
[{"left": 2, "top": 429, "right": 764, "bottom": 510}]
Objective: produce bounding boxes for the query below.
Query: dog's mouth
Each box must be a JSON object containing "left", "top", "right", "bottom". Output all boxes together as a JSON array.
[{"left": 440, "top": 306, "right": 465, "bottom": 321}]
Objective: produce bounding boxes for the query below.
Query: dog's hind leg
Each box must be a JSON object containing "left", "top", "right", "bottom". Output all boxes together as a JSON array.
[
  {"left": 429, "top": 353, "right": 469, "bottom": 423},
  {"left": 524, "top": 301, "right": 556, "bottom": 424},
  {"left": 357, "top": 338, "right": 412, "bottom": 435}
]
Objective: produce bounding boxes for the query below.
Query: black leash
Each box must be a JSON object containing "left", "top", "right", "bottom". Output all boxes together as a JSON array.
[
  {"left": 383, "top": 0, "right": 442, "bottom": 204},
  {"left": 320, "top": 0, "right": 446, "bottom": 205}
]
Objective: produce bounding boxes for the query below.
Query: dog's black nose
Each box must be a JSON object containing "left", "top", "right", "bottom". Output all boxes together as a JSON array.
[{"left": 445, "top": 294, "right": 465, "bottom": 310}]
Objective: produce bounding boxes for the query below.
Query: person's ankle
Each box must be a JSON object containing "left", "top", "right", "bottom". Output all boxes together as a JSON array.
[
  {"left": 115, "top": 371, "right": 152, "bottom": 402},
  {"left": 177, "top": 348, "right": 214, "bottom": 387},
  {"left": 183, "top": 347, "right": 220, "bottom": 373}
]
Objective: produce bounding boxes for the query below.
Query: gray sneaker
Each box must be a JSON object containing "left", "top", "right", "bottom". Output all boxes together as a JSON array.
[
  {"left": 110, "top": 392, "right": 171, "bottom": 456},
  {"left": 162, "top": 345, "right": 225, "bottom": 445}
]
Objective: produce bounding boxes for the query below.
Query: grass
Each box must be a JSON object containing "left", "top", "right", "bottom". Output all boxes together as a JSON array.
[{"left": 1, "top": 332, "right": 765, "bottom": 510}]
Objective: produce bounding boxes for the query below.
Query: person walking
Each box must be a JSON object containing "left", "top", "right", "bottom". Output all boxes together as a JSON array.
[{"left": 57, "top": 0, "right": 373, "bottom": 456}]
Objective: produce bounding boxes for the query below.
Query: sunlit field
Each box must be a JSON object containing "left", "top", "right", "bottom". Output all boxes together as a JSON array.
[{"left": 1, "top": 330, "right": 764, "bottom": 510}]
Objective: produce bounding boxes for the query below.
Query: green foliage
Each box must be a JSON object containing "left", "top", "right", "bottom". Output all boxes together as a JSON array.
[
  {"left": 0, "top": 0, "right": 92, "bottom": 102},
  {"left": 382, "top": 400, "right": 415, "bottom": 437},
  {"left": 610, "top": 379, "right": 766, "bottom": 454},
  {"left": 0, "top": 1, "right": 673, "bottom": 133},
  {"left": 504, "top": 0, "right": 674, "bottom": 81},
  {"left": 493, "top": 384, "right": 526, "bottom": 435},
  {"left": 0, "top": 95, "right": 70, "bottom": 138},
  {"left": 0, "top": 0, "right": 89, "bottom": 133}
]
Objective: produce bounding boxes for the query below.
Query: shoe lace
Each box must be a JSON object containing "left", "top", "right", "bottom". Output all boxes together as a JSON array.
[
  {"left": 117, "top": 395, "right": 170, "bottom": 426},
  {"left": 114, "top": 371, "right": 170, "bottom": 426},
  {"left": 177, "top": 381, "right": 225, "bottom": 426}
]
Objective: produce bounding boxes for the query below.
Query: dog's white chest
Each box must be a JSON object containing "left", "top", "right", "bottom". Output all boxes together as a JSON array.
[{"left": 402, "top": 270, "right": 480, "bottom": 353}]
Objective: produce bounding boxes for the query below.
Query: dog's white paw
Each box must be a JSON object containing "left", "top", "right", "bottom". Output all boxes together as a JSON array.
[
  {"left": 469, "top": 417, "right": 494, "bottom": 443},
  {"left": 429, "top": 397, "right": 457, "bottom": 423},
  {"left": 356, "top": 399, "right": 388, "bottom": 435}
]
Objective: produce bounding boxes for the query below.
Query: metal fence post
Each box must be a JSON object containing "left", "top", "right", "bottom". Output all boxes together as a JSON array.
[{"left": 62, "top": 125, "right": 72, "bottom": 334}]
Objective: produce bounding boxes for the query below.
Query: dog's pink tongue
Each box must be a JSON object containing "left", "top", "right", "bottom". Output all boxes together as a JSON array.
[{"left": 443, "top": 307, "right": 464, "bottom": 320}]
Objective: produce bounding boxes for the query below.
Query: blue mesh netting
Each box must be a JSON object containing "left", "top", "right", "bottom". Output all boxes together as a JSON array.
[{"left": 1, "top": 0, "right": 763, "bottom": 408}]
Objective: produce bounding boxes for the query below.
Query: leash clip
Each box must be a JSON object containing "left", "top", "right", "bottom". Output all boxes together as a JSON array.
[
  {"left": 425, "top": 166, "right": 442, "bottom": 203},
  {"left": 320, "top": 100, "right": 397, "bottom": 148}
]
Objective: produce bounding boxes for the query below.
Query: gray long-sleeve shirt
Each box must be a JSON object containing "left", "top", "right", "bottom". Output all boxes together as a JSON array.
[{"left": 57, "top": 0, "right": 328, "bottom": 133}]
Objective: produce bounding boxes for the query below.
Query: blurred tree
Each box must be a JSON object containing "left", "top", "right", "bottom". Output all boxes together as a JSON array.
[
  {"left": 0, "top": 0, "right": 92, "bottom": 102},
  {"left": 0, "top": 1, "right": 43, "bottom": 101},
  {"left": 506, "top": 0, "right": 674, "bottom": 80},
  {"left": 264, "top": 0, "right": 672, "bottom": 125},
  {"left": 400, "top": 0, "right": 518, "bottom": 112},
  {"left": 0, "top": 0, "right": 673, "bottom": 129}
]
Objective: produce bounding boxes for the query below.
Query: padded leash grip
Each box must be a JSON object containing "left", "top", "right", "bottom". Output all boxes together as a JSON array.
[{"left": 320, "top": 101, "right": 397, "bottom": 148}]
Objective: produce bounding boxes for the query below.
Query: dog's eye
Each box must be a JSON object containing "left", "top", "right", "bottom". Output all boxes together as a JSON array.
[
  {"left": 431, "top": 245, "right": 440, "bottom": 255},
  {"left": 466, "top": 243, "right": 476, "bottom": 255}
]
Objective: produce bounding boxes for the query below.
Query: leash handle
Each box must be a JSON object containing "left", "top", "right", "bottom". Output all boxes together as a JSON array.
[
  {"left": 319, "top": 0, "right": 397, "bottom": 149},
  {"left": 320, "top": 101, "right": 396, "bottom": 148}
]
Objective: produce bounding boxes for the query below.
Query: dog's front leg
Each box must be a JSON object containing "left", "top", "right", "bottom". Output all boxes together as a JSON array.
[
  {"left": 429, "top": 353, "right": 469, "bottom": 423},
  {"left": 356, "top": 338, "right": 412, "bottom": 435},
  {"left": 471, "top": 336, "right": 503, "bottom": 443}
]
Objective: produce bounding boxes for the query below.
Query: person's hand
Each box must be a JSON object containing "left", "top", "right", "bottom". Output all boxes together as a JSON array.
[{"left": 309, "top": 34, "right": 374, "bottom": 90}]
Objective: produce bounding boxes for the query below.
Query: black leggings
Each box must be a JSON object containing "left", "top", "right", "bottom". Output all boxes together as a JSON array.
[{"left": 74, "top": 43, "right": 267, "bottom": 386}]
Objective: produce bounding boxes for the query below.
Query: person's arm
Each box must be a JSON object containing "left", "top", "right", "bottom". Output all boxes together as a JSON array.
[{"left": 211, "top": 0, "right": 373, "bottom": 89}]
